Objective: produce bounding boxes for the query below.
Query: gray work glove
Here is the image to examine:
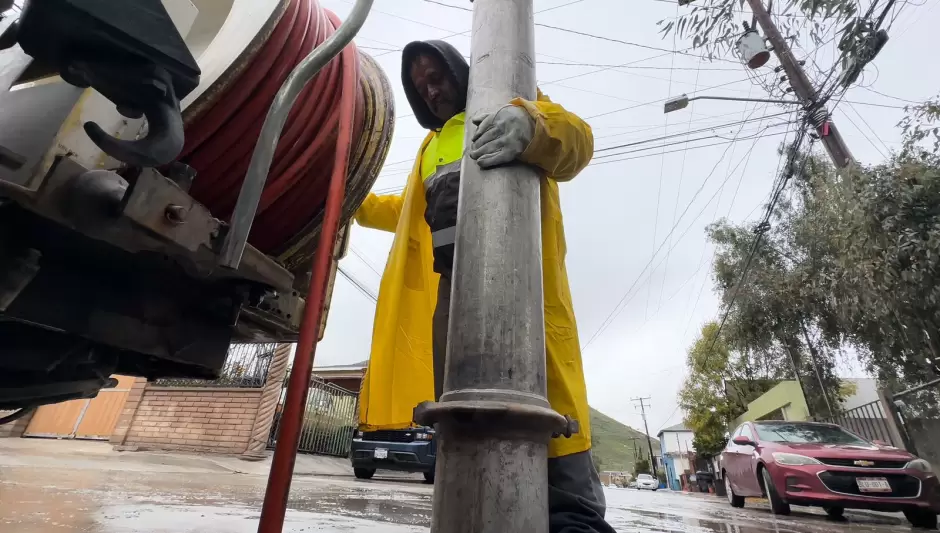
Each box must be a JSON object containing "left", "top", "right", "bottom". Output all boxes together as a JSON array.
[{"left": 468, "top": 104, "right": 535, "bottom": 169}]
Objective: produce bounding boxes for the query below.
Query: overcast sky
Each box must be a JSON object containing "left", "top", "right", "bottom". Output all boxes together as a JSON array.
[{"left": 309, "top": 0, "right": 940, "bottom": 436}]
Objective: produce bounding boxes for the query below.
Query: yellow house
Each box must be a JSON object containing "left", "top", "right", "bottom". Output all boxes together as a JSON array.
[{"left": 732, "top": 381, "right": 811, "bottom": 426}]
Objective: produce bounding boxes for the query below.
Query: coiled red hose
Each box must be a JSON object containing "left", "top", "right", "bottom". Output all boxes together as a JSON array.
[{"left": 180, "top": 0, "right": 364, "bottom": 254}]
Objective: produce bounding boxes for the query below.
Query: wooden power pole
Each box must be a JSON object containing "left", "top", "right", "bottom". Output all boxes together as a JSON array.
[{"left": 744, "top": 0, "right": 854, "bottom": 168}]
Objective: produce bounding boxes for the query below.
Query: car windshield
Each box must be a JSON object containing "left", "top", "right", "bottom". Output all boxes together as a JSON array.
[
  {"left": 638, "top": 474, "right": 653, "bottom": 480},
  {"left": 754, "top": 423, "right": 868, "bottom": 445}
]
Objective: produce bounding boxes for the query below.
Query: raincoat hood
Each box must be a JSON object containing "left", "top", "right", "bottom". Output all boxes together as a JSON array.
[{"left": 401, "top": 40, "right": 469, "bottom": 130}]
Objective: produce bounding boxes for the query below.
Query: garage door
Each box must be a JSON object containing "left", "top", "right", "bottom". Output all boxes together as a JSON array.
[{"left": 24, "top": 375, "right": 134, "bottom": 440}]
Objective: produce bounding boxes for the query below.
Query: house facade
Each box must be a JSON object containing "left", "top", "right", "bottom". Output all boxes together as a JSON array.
[{"left": 657, "top": 423, "right": 695, "bottom": 491}]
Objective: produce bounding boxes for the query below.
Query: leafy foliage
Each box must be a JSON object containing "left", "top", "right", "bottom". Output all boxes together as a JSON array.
[
  {"left": 900, "top": 96, "right": 940, "bottom": 155},
  {"left": 694, "top": 148, "right": 940, "bottom": 417},
  {"left": 680, "top": 322, "right": 780, "bottom": 458},
  {"left": 657, "top": 0, "right": 858, "bottom": 59}
]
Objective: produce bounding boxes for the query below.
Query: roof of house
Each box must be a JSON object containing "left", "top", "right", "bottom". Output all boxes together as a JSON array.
[
  {"left": 657, "top": 423, "right": 691, "bottom": 436},
  {"left": 312, "top": 360, "right": 368, "bottom": 378},
  {"left": 312, "top": 360, "right": 368, "bottom": 371}
]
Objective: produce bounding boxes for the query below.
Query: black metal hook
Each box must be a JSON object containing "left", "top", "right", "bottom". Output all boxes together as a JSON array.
[
  {"left": 83, "top": 85, "right": 184, "bottom": 168},
  {"left": 67, "top": 62, "right": 186, "bottom": 168}
]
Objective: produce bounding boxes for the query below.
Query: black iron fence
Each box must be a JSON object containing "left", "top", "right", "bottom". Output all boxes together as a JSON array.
[
  {"left": 819, "top": 400, "right": 902, "bottom": 447},
  {"left": 268, "top": 376, "right": 359, "bottom": 457},
  {"left": 891, "top": 378, "right": 940, "bottom": 466},
  {"left": 153, "top": 343, "right": 277, "bottom": 388}
]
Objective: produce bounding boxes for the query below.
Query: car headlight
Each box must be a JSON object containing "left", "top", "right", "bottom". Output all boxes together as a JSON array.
[
  {"left": 772, "top": 452, "right": 822, "bottom": 466},
  {"left": 356, "top": 430, "right": 363, "bottom": 438},
  {"left": 415, "top": 433, "right": 431, "bottom": 441},
  {"left": 907, "top": 459, "right": 934, "bottom": 473}
]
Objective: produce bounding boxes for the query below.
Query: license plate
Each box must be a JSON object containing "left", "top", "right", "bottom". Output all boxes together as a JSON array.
[
  {"left": 857, "top": 477, "right": 892, "bottom": 493},
  {"left": 373, "top": 448, "right": 388, "bottom": 459}
]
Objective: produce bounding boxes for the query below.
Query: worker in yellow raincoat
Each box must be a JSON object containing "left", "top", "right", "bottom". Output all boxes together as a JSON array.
[{"left": 355, "top": 40, "right": 613, "bottom": 533}]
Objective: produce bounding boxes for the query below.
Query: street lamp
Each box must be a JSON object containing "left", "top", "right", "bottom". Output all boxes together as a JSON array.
[{"left": 664, "top": 93, "right": 802, "bottom": 114}]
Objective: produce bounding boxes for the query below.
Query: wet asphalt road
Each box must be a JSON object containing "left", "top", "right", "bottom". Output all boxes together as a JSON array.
[{"left": 0, "top": 464, "right": 918, "bottom": 532}]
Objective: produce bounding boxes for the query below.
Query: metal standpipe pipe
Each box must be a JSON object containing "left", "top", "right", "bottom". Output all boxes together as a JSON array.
[{"left": 413, "top": 0, "right": 574, "bottom": 531}]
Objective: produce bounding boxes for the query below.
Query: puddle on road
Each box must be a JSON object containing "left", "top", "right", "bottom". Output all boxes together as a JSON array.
[
  {"left": 0, "top": 466, "right": 432, "bottom": 532},
  {"left": 0, "top": 466, "right": 914, "bottom": 533},
  {"left": 604, "top": 489, "right": 906, "bottom": 533}
]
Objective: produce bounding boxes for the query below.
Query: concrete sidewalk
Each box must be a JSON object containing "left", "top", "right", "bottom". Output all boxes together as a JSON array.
[{"left": 0, "top": 437, "right": 354, "bottom": 477}]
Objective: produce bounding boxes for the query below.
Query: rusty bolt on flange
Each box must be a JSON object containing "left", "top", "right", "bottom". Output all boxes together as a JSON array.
[{"left": 164, "top": 204, "right": 187, "bottom": 224}]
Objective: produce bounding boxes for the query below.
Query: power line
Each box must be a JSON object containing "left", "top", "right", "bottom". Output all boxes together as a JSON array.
[
  {"left": 845, "top": 101, "right": 892, "bottom": 156},
  {"left": 580, "top": 108, "right": 782, "bottom": 353},
  {"left": 595, "top": 111, "right": 792, "bottom": 153},
  {"left": 349, "top": 246, "right": 383, "bottom": 278},
  {"left": 535, "top": 23, "right": 742, "bottom": 63},
  {"left": 701, "top": 126, "right": 813, "bottom": 363},
  {"left": 647, "top": 12, "right": 680, "bottom": 320},
  {"left": 659, "top": 60, "right": 703, "bottom": 317},
  {"left": 583, "top": 77, "right": 763, "bottom": 120},
  {"left": 337, "top": 265, "right": 378, "bottom": 303},
  {"left": 614, "top": 112, "right": 781, "bottom": 337},
  {"left": 588, "top": 123, "right": 794, "bottom": 166}
]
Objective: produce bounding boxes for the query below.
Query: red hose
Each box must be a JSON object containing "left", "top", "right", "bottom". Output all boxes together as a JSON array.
[
  {"left": 257, "top": 41, "right": 357, "bottom": 533},
  {"left": 179, "top": 1, "right": 363, "bottom": 529},
  {"left": 180, "top": 0, "right": 364, "bottom": 254}
]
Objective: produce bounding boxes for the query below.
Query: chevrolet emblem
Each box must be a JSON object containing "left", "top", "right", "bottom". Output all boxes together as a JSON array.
[{"left": 854, "top": 460, "right": 875, "bottom": 467}]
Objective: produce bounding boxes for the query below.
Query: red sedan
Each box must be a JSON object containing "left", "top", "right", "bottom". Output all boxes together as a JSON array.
[{"left": 720, "top": 420, "right": 940, "bottom": 528}]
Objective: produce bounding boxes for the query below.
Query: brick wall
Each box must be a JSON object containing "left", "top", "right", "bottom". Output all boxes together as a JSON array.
[
  {"left": 120, "top": 386, "right": 263, "bottom": 454},
  {"left": 0, "top": 409, "right": 34, "bottom": 438}
]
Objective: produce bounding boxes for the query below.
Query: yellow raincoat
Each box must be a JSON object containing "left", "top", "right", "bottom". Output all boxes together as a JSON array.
[{"left": 355, "top": 92, "right": 593, "bottom": 458}]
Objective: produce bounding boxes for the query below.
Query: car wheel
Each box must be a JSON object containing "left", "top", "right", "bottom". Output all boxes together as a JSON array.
[
  {"left": 824, "top": 506, "right": 845, "bottom": 520},
  {"left": 354, "top": 467, "right": 375, "bottom": 480},
  {"left": 423, "top": 470, "right": 435, "bottom": 484},
  {"left": 725, "top": 474, "right": 745, "bottom": 508},
  {"left": 904, "top": 509, "right": 938, "bottom": 529},
  {"left": 760, "top": 468, "right": 790, "bottom": 515}
]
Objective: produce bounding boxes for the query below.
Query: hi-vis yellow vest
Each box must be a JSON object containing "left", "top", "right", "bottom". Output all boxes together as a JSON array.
[
  {"left": 421, "top": 113, "right": 465, "bottom": 179},
  {"left": 355, "top": 92, "right": 594, "bottom": 458}
]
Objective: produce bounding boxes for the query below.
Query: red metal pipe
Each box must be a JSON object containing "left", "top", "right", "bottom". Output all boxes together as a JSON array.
[{"left": 256, "top": 35, "right": 359, "bottom": 533}]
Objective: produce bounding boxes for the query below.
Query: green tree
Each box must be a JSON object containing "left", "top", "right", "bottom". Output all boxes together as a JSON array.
[
  {"left": 900, "top": 96, "right": 940, "bottom": 155},
  {"left": 785, "top": 149, "right": 940, "bottom": 387},
  {"left": 680, "top": 322, "right": 779, "bottom": 457},
  {"left": 634, "top": 458, "right": 651, "bottom": 477},
  {"left": 657, "top": 0, "right": 857, "bottom": 58},
  {"left": 704, "top": 147, "right": 940, "bottom": 395}
]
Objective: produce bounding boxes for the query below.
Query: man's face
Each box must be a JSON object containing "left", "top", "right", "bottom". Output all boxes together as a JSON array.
[{"left": 410, "top": 54, "right": 458, "bottom": 123}]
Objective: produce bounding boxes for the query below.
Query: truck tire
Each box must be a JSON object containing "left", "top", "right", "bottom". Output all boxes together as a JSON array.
[
  {"left": 423, "top": 470, "right": 435, "bottom": 484},
  {"left": 760, "top": 468, "right": 790, "bottom": 515},
  {"left": 354, "top": 468, "right": 375, "bottom": 480},
  {"left": 905, "top": 509, "right": 938, "bottom": 529}
]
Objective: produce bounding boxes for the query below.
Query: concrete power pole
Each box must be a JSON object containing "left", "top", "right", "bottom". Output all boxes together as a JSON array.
[
  {"left": 631, "top": 396, "right": 658, "bottom": 477},
  {"left": 744, "top": 0, "right": 854, "bottom": 168},
  {"left": 413, "top": 0, "right": 574, "bottom": 531}
]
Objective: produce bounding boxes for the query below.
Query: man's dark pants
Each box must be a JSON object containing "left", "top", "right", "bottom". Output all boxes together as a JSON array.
[{"left": 432, "top": 275, "right": 616, "bottom": 533}]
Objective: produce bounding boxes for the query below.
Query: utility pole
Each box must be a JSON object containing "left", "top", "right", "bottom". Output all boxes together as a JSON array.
[
  {"left": 631, "top": 396, "right": 658, "bottom": 477},
  {"left": 413, "top": 0, "right": 573, "bottom": 532},
  {"left": 743, "top": 0, "right": 854, "bottom": 168}
]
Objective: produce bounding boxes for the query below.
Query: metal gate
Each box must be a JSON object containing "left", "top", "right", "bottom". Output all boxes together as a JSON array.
[
  {"left": 268, "top": 376, "right": 358, "bottom": 457},
  {"left": 819, "top": 399, "right": 903, "bottom": 447},
  {"left": 891, "top": 378, "right": 940, "bottom": 466},
  {"left": 23, "top": 375, "right": 135, "bottom": 440}
]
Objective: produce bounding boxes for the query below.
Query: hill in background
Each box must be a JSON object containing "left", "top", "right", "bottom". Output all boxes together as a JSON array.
[{"left": 590, "top": 407, "right": 660, "bottom": 473}]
